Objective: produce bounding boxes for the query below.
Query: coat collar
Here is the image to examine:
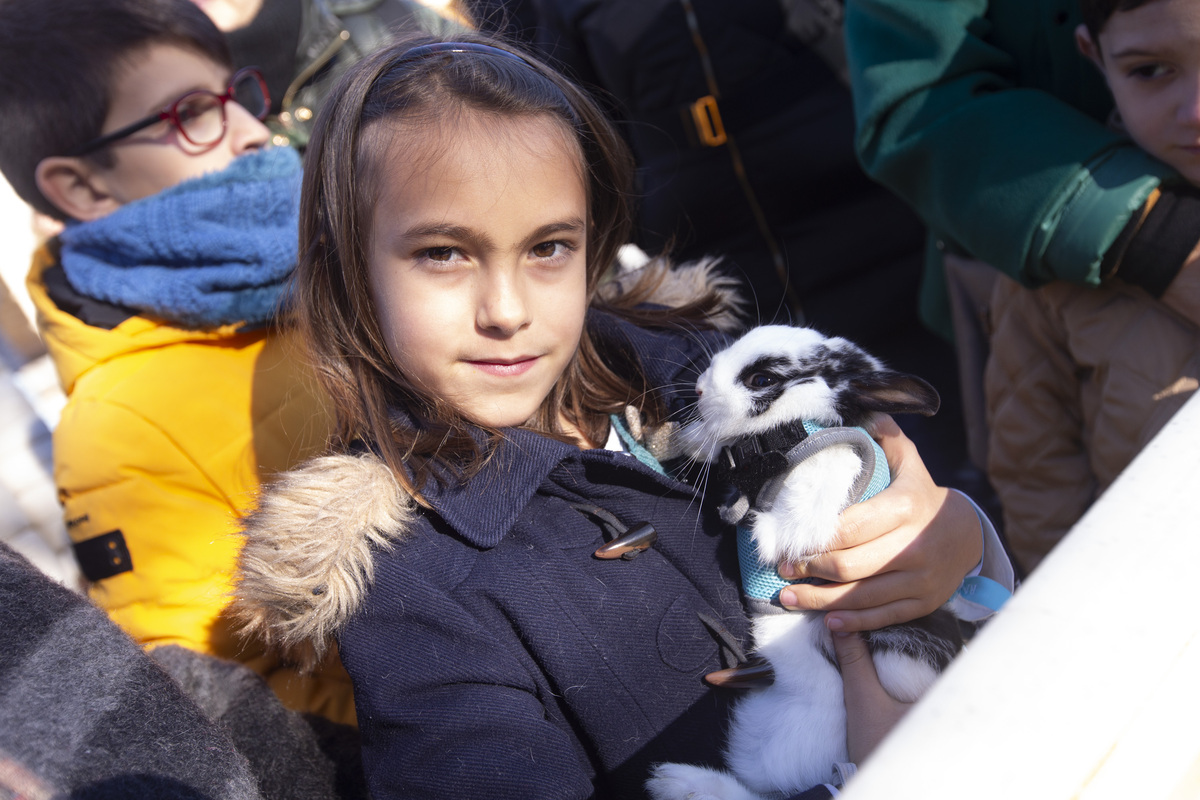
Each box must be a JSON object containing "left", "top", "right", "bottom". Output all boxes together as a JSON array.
[{"left": 422, "top": 428, "right": 577, "bottom": 549}]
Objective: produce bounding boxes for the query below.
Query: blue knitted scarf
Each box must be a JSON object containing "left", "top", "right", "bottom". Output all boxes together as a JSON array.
[{"left": 58, "top": 147, "right": 301, "bottom": 328}]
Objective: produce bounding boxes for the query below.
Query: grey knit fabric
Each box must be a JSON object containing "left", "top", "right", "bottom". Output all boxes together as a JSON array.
[
  {"left": 0, "top": 542, "right": 262, "bottom": 799},
  {"left": 151, "top": 646, "right": 368, "bottom": 800}
]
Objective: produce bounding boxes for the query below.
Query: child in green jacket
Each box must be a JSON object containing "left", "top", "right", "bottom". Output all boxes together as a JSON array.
[{"left": 984, "top": 0, "right": 1200, "bottom": 571}]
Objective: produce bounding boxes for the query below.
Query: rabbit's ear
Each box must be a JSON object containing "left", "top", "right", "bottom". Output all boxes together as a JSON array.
[{"left": 845, "top": 371, "right": 941, "bottom": 417}]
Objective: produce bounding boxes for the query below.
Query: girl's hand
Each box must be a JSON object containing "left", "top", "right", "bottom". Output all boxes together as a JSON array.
[
  {"left": 832, "top": 628, "right": 913, "bottom": 762},
  {"left": 776, "top": 415, "right": 981, "bottom": 631}
]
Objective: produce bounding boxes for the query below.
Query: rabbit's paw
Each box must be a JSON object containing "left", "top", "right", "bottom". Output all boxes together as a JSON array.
[{"left": 645, "top": 762, "right": 765, "bottom": 800}]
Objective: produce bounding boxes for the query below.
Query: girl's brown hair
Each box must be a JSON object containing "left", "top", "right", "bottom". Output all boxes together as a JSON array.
[{"left": 295, "top": 32, "right": 728, "bottom": 502}]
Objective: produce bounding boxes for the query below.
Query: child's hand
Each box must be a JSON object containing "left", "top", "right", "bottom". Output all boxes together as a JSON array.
[
  {"left": 832, "top": 628, "right": 913, "bottom": 763},
  {"left": 776, "top": 415, "right": 981, "bottom": 631}
]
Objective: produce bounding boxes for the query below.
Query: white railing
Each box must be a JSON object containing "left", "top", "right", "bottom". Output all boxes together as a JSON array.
[{"left": 843, "top": 393, "right": 1200, "bottom": 798}]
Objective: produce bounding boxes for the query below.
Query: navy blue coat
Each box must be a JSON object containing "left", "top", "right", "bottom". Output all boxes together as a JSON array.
[{"left": 336, "top": 311, "right": 759, "bottom": 798}]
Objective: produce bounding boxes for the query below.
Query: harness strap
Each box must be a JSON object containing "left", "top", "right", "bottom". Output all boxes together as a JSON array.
[
  {"left": 715, "top": 419, "right": 816, "bottom": 509},
  {"left": 735, "top": 424, "right": 889, "bottom": 606}
]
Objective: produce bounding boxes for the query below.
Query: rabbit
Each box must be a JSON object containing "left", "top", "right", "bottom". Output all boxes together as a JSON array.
[{"left": 647, "top": 325, "right": 962, "bottom": 800}]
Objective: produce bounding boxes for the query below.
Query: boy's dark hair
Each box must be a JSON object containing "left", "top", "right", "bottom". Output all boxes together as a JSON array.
[
  {"left": 0, "top": 0, "right": 231, "bottom": 219},
  {"left": 1080, "top": 0, "right": 1159, "bottom": 41}
]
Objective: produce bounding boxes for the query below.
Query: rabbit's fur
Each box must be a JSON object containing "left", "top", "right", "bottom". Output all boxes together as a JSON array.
[{"left": 647, "top": 325, "right": 961, "bottom": 799}]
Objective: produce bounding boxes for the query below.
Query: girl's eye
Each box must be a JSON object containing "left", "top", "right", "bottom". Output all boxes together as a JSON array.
[
  {"left": 531, "top": 241, "right": 561, "bottom": 258},
  {"left": 422, "top": 246, "right": 457, "bottom": 262},
  {"left": 744, "top": 372, "right": 779, "bottom": 389}
]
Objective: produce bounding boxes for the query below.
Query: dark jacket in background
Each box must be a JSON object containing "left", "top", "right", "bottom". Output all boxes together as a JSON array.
[
  {"left": 525, "top": 0, "right": 927, "bottom": 347},
  {"left": 228, "top": 0, "right": 466, "bottom": 150},
  {"left": 514, "top": 0, "right": 977, "bottom": 486}
]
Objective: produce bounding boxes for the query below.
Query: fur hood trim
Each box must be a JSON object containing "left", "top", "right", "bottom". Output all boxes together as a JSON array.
[
  {"left": 599, "top": 255, "right": 745, "bottom": 333},
  {"left": 231, "top": 256, "right": 735, "bottom": 662},
  {"left": 231, "top": 453, "right": 415, "bottom": 668}
]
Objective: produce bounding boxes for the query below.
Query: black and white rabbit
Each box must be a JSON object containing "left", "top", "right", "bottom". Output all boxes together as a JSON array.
[{"left": 647, "top": 325, "right": 963, "bottom": 800}]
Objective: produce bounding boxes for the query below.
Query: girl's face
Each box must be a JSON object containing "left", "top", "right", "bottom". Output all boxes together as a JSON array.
[{"left": 367, "top": 112, "right": 590, "bottom": 433}]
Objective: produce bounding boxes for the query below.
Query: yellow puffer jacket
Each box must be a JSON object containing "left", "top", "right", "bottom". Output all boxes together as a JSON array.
[{"left": 29, "top": 245, "right": 354, "bottom": 725}]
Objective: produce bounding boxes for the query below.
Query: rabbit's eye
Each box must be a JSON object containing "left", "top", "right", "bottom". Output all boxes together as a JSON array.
[{"left": 745, "top": 372, "right": 779, "bottom": 389}]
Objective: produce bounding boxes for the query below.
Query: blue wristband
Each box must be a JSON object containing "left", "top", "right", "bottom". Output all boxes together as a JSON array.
[{"left": 955, "top": 575, "right": 1011, "bottom": 613}]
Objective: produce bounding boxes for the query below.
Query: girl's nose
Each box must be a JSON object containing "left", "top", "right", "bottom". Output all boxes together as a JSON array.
[
  {"left": 477, "top": 269, "right": 531, "bottom": 335},
  {"left": 226, "top": 100, "right": 271, "bottom": 155}
]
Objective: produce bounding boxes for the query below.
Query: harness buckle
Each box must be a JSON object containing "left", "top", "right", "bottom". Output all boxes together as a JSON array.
[{"left": 689, "top": 94, "right": 727, "bottom": 147}]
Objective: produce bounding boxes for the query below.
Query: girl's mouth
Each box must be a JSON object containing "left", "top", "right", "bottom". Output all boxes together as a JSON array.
[{"left": 468, "top": 357, "right": 539, "bottom": 377}]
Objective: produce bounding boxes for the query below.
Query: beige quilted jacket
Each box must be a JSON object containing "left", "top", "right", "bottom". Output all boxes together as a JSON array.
[{"left": 985, "top": 275, "right": 1200, "bottom": 573}]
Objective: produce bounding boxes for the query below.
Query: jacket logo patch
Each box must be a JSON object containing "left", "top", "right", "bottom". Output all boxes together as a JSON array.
[{"left": 72, "top": 529, "right": 133, "bottom": 581}]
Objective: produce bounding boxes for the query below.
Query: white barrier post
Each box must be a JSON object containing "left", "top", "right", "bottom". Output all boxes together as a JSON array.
[{"left": 842, "top": 392, "right": 1200, "bottom": 799}]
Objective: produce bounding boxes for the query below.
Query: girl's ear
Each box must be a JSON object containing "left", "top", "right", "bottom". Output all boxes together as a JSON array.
[
  {"left": 1075, "top": 23, "right": 1105, "bottom": 74},
  {"left": 34, "top": 156, "right": 122, "bottom": 222},
  {"left": 847, "top": 371, "right": 941, "bottom": 417}
]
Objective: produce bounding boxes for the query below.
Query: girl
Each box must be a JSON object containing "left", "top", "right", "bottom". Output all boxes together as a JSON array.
[{"left": 233, "top": 33, "right": 1012, "bottom": 799}]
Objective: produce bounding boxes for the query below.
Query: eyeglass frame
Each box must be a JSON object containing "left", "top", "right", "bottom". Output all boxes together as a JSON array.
[{"left": 66, "top": 66, "right": 270, "bottom": 157}]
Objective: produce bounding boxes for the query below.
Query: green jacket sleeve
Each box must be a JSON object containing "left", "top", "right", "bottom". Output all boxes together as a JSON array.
[{"left": 844, "top": 0, "right": 1173, "bottom": 288}]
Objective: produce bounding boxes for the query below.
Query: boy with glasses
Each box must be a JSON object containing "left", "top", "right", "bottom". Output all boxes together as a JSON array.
[{"left": 0, "top": 0, "right": 351, "bottom": 725}]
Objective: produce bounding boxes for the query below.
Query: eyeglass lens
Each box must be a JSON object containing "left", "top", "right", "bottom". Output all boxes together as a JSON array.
[
  {"left": 231, "top": 71, "right": 268, "bottom": 119},
  {"left": 177, "top": 71, "right": 268, "bottom": 147}
]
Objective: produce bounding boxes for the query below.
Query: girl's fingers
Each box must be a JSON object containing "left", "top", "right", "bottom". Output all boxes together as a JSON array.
[
  {"left": 781, "top": 480, "right": 930, "bottom": 581},
  {"left": 865, "top": 412, "right": 902, "bottom": 442},
  {"left": 830, "top": 485, "right": 911, "bottom": 551},
  {"left": 822, "top": 421, "right": 931, "bottom": 553},
  {"left": 779, "top": 571, "right": 929, "bottom": 614},
  {"left": 824, "top": 598, "right": 932, "bottom": 633},
  {"left": 830, "top": 629, "right": 879, "bottom": 686},
  {"left": 781, "top": 493, "right": 943, "bottom": 584},
  {"left": 867, "top": 414, "right": 917, "bottom": 473}
]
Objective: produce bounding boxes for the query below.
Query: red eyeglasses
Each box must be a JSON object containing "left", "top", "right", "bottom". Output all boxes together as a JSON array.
[{"left": 67, "top": 67, "right": 270, "bottom": 156}]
